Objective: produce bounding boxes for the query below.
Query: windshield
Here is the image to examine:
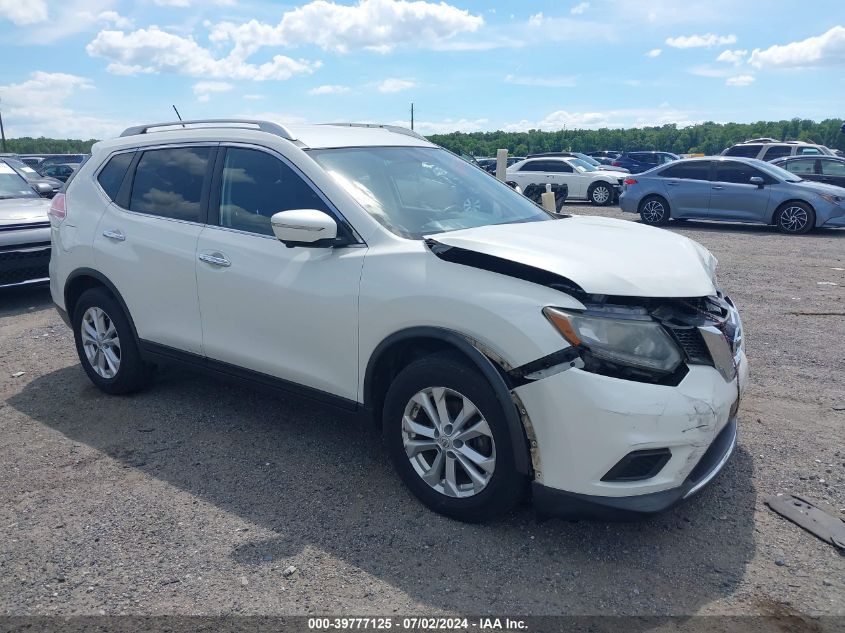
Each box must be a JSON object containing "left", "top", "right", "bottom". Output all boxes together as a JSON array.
[
  {"left": 4, "top": 158, "right": 39, "bottom": 179},
  {"left": 308, "top": 147, "right": 553, "bottom": 239},
  {"left": 569, "top": 158, "right": 598, "bottom": 173},
  {"left": 755, "top": 160, "right": 803, "bottom": 183},
  {"left": 573, "top": 152, "right": 601, "bottom": 167},
  {"left": 0, "top": 163, "right": 38, "bottom": 199}
]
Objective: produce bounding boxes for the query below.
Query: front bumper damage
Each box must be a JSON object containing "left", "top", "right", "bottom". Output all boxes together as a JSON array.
[{"left": 506, "top": 293, "right": 749, "bottom": 519}]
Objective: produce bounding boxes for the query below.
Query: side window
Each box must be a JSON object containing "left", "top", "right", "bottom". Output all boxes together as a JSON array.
[
  {"left": 660, "top": 161, "right": 711, "bottom": 180},
  {"left": 820, "top": 160, "right": 845, "bottom": 176},
  {"left": 724, "top": 145, "right": 762, "bottom": 158},
  {"left": 546, "top": 161, "right": 573, "bottom": 173},
  {"left": 129, "top": 147, "right": 212, "bottom": 222},
  {"left": 783, "top": 159, "right": 817, "bottom": 175},
  {"left": 97, "top": 152, "right": 134, "bottom": 201},
  {"left": 798, "top": 147, "right": 821, "bottom": 155},
  {"left": 519, "top": 160, "right": 544, "bottom": 172},
  {"left": 218, "top": 147, "right": 329, "bottom": 236},
  {"left": 659, "top": 154, "right": 676, "bottom": 164},
  {"left": 715, "top": 161, "right": 771, "bottom": 185},
  {"left": 761, "top": 145, "right": 791, "bottom": 161}
]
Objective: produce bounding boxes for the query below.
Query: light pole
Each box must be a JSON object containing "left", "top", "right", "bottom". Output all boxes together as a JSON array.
[{"left": 0, "top": 97, "right": 7, "bottom": 153}]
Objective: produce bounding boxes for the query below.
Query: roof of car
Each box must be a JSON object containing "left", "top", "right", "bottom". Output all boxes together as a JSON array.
[{"left": 94, "top": 120, "right": 436, "bottom": 154}]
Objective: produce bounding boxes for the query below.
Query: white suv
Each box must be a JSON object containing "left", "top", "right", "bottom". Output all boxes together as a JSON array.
[
  {"left": 506, "top": 156, "right": 624, "bottom": 205},
  {"left": 722, "top": 138, "right": 834, "bottom": 162},
  {"left": 49, "top": 119, "right": 748, "bottom": 522}
]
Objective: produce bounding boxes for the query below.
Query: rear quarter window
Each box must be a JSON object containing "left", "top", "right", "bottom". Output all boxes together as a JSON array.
[
  {"left": 96, "top": 152, "right": 134, "bottom": 201},
  {"left": 724, "top": 145, "right": 762, "bottom": 158}
]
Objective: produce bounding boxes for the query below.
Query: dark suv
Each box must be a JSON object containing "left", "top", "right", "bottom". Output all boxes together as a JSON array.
[{"left": 611, "top": 151, "right": 679, "bottom": 173}]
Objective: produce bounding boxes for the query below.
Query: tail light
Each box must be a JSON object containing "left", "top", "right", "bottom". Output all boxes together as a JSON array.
[
  {"left": 49, "top": 193, "right": 66, "bottom": 221},
  {"left": 611, "top": 160, "right": 621, "bottom": 166},
  {"left": 623, "top": 178, "right": 638, "bottom": 186}
]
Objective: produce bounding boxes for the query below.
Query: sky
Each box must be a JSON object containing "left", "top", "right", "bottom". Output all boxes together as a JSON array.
[{"left": 0, "top": 0, "right": 843, "bottom": 139}]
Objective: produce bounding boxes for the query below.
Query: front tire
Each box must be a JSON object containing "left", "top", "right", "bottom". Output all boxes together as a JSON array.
[
  {"left": 775, "top": 202, "right": 815, "bottom": 234},
  {"left": 72, "top": 287, "right": 153, "bottom": 394},
  {"left": 383, "top": 352, "right": 526, "bottom": 522},
  {"left": 639, "top": 195, "right": 670, "bottom": 225},
  {"left": 589, "top": 182, "right": 614, "bottom": 206}
]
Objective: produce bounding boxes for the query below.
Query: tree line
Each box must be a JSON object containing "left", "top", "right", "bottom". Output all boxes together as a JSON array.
[
  {"left": 428, "top": 119, "right": 845, "bottom": 157},
  {"left": 3, "top": 118, "right": 842, "bottom": 157}
]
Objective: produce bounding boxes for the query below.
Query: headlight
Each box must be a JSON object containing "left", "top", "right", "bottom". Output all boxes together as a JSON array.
[
  {"left": 817, "top": 193, "right": 843, "bottom": 206},
  {"left": 543, "top": 307, "right": 683, "bottom": 374}
]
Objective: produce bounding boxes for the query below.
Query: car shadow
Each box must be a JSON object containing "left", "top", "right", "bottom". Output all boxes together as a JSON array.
[
  {"left": 0, "top": 283, "right": 53, "bottom": 318},
  {"left": 7, "top": 364, "right": 757, "bottom": 616}
]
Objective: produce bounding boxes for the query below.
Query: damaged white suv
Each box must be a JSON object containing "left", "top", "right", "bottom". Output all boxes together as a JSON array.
[{"left": 49, "top": 120, "right": 748, "bottom": 521}]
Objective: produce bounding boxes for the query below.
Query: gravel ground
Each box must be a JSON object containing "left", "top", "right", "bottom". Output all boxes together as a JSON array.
[{"left": 1, "top": 205, "right": 843, "bottom": 618}]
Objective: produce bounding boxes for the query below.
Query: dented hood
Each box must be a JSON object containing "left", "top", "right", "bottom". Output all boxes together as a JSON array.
[{"left": 427, "top": 215, "right": 718, "bottom": 298}]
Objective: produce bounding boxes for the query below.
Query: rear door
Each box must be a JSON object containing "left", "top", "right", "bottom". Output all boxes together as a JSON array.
[
  {"left": 818, "top": 159, "right": 845, "bottom": 190},
  {"left": 93, "top": 144, "right": 214, "bottom": 354},
  {"left": 708, "top": 161, "right": 773, "bottom": 222},
  {"left": 657, "top": 160, "right": 712, "bottom": 218}
]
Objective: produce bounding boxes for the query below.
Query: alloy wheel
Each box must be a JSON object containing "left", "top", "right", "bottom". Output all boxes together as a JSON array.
[
  {"left": 402, "top": 386, "right": 496, "bottom": 498},
  {"left": 641, "top": 199, "right": 666, "bottom": 223},
  {"left": 80, "top": 306, "right": 121, "bottom": 379},
  {"left": 780, "top": 206, "right": 808, "bottom": 233},
  {"left": 592, "top": 185, "right": 611, "bottom": 204}
]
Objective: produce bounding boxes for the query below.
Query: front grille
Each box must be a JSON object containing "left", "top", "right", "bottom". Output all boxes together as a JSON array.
[
  {"left": 0, "top": 246, "right": 51, "bottom": 286},
  {"left": 669, "top": 326, "right": 713, "bottom": 365}
]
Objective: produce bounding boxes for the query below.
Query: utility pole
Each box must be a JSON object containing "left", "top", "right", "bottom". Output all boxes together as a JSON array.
[
  {"left": 0, "top": 98, "right": 6, "bottom": 153},
  {"left": 410, "top": 103, "right": 414, "bottom": 131}
]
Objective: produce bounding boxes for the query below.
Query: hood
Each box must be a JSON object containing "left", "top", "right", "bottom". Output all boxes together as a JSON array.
[
  {"left": 0, "top": 197, "right": 51, "bottom": 225},
  {"left": 592, "top": 169, "right": 625, "bottom": 179},
  {"left": 427, "top": 215, "right": 717, "bottom": 298}
]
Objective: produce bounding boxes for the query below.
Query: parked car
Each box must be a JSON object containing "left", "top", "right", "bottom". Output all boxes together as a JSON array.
[
  {"left": 20, "top": 156, "right": 46, "bottom": 168},
  {"left": 1, "top": 157, "right": 63, "bottom": 197},
  {"left": 37, "top": 154, "right": 88, "bottom": 176},
  {"left": 770, "top": 156, "right": 845, "bottom": 190},
  {"left": 39, "top": 163, "right": 77, "bottom": 182},
  {"left": 587, "top": 150, "right": 622, "bottom": 165},
  {"left": 0, "top": 162, "right": 52, "bottom": 288},
  {"left": 528, "top": 152, "right": 629, "bottom": 173},
  {"left": 507, "top": 156, "right": 624, "bottom": 205},
  {"left": 721, "top": 140, "right": 833, "bottom": 162},
  {"left": 611, "top": 151, "right": 679, "bottom": 173},
  {"left": 619, "top": 156, "right": 845, "bottom": 234},
  {"left": 50, "top": 119, "right": 747, "bottom": 522}
]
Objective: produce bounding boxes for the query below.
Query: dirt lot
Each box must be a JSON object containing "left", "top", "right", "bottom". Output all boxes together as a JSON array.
[{"left": 1, "top": 205, "right": 843, "bottom": 618}]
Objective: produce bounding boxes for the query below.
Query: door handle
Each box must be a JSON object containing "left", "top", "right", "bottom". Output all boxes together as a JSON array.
[
  {"left": 198, "top": 253, "right": 231, "bottom": 267},
  {"left": 102, "top": 229, "right": 125, "bottom": 241},
  {"left": 712, "top": 185, "right": 725, "bottom": 190},
  {"left": 666, "top": 181, "right": 680, "bottom": 186}
]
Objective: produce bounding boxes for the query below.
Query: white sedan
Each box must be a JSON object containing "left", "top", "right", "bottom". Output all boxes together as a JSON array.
[{"left": 507, "top": 156, "right": 625, "bottom": 206}]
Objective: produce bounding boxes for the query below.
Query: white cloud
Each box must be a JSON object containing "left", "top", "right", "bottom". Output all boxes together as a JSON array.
[
  {"left": 505, "top": 74, "right": 578, "bottom": 88},
  {"left": 153, "top": 0, "right": 234, "bottom": 6},
  {"left": 504, "top": 108, "right": 698, "bottom": 131},
  {"left": 97, "top": 10, "right": 133, "bottom": 29},
  {"left": 749, "top": 26, "right": 845, "bottom": 68},
  {"left": 646, "top": 48, "right": 662, "bottom": 58},
  {"left": 192, "top": 80, "right": 233, "bottom": 102},
  {"left": 208, "top": 0, "right": 483, "bottom": 56},
  {"left": 570, "top": 2, "right": 589, "bottom": 15},
  {"left": 392, "top": 118, "right": 489, "bottom": 135},
  {"left": 527, "top": 12, "right": 544, "bottom": 27},
  {"left": 665, "top": 33, "right": 737, "bottom": 49},
  {"left": 19, "top": 0, "right": 115, "bottom": 44},
  {"left": 309, "top": 84, "right": 351, "bottom": 95},
  {"left": 242, "top": 94, "right": 264, "bottom": 100},
  {"left": 725, "top": 74, "right": 755, "bottom": 86},
  {"left": 87, "top": 28, "right": 321, "bottom": 81},
  {"left": 0, "top": 71, "right": 122, "bottom": 139},
  {"left": 0, "top": 0, "right": 47, "bottom": 24},
  {"left": 716, "top": 49, "right": 748, "bottom": 65},
  {"left": 377, "top": 78, "right": 417, "bottom": 93}
]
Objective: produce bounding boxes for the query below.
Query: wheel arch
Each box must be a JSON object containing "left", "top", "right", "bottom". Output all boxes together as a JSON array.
[
  {"left": 64, "top": 268, "right": 141, "bottom": 343},
  {"left": 363, "top": 326, "right": 532, "bottom": 476}
]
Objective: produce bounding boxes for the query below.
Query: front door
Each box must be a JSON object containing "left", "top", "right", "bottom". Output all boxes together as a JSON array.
[
  {"left": 195, "top": 145, "right": 365, "bottom": 401},
  {"left": 708, "top": 161, "right": 772, "bottom": 222}
]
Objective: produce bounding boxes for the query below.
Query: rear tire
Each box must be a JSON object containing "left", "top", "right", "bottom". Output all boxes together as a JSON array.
[
  {"left": 775, "top": 202, "right": 815, "bottom": 234},
  {"left": 589, "top": 182, "right": 614, "bottom": 206},
  {"left": 72, "top": 287, "right": 154, "bottom": 394},
  {"left": 639, "top": 195, "right": 670, "bottom": 225},
  {"left": 383, "top": 352, "right": 526, "bottom": 522}
]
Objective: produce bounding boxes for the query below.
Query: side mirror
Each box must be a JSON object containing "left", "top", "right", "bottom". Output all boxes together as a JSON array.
[
  {"left": 32, "top": 182, "right": 55, "bottom": 198},
  {"left": 749, "top": 176, "right": 765, "bottom": 189},
  {"left": 270, "top": 209, "right": 340, "bottom": 248}
]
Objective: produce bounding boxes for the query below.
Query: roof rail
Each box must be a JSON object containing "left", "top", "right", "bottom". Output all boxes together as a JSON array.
[
  {"left": 742, "top": 137, "right": 779, "bottom": 144},
  {"left": 119, "top": 119, "right": 296, "bottom": 141},
  {"left": 320, "top": 122, "right": 427, "bottom": 141}
]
